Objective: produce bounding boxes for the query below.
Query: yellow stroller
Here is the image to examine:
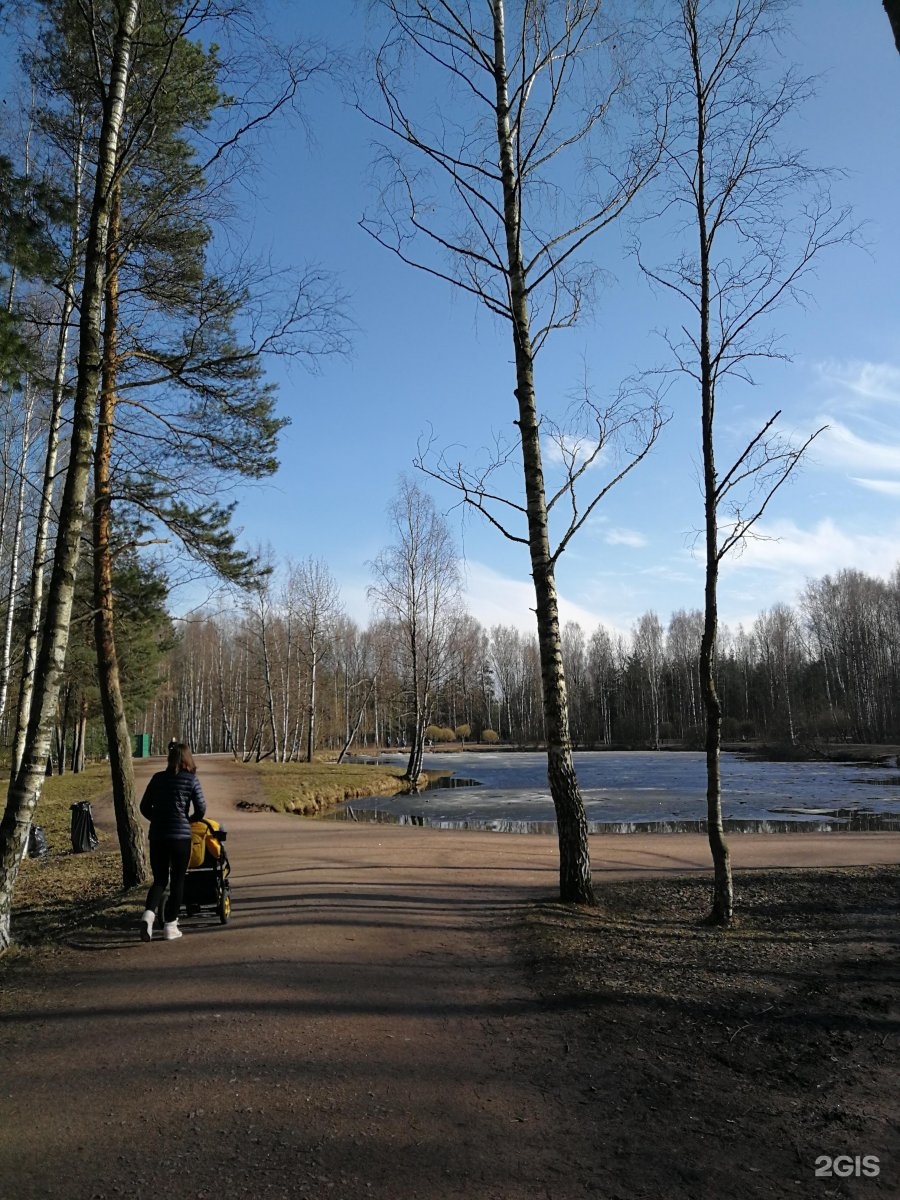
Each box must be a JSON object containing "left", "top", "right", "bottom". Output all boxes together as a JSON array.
[{"left": 184, "top": 817, "right": 231, "bottom": 925}]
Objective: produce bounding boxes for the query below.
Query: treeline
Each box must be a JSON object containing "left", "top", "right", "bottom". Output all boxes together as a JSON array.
[{"left": 129, "top": 563, "right": 900, "bottom": 760}]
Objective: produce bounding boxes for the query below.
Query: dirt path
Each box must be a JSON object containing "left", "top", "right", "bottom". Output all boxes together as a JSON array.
[{"left": 1, "top": 756, "right": 898, "bottom": 1199}]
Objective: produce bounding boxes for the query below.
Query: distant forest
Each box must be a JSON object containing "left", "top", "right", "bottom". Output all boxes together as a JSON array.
[{"left": 99, "top": 562, "right": 899, "bottom": 764}]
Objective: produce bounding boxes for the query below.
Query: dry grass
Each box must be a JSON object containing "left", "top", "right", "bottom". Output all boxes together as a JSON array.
[
  {"left": 243, "top": 759, "right": 420, "bottom": 815},
  {"left": 12, "top": 763, "right": 126, "bottom": 945}
]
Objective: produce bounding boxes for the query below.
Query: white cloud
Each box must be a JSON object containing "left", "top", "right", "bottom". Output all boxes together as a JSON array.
[
  {"left": 461, "top": 559, "right": 611, "bottom": 634},
  {"left": 604, "top": 527, "right": 648, "bottom": 548},
  {"left": 722, "top": 517, "right": 900, "bottom": 582},
  {"left": 850, "top": 478, "right": 900, "bottom": 496},
  {"left": 700, "top": 517, "right": 900, "bottom": 628},
  {"left": 814, "top": 419, "right": 900, "bottom": 474},
  {"left": 818, "top": 360, "right": 900, "bottom": 406},
  {"left": 541, "top": 433, "right": 604, "bottom": 471}
]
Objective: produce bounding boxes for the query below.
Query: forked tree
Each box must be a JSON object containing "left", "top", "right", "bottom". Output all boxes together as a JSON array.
[
  {"left": 369, "top": 479, "right": 462, "bottom": 787},
  {"left": 362, "top": 0, "right": 666, "bottom": 903},
  {"left": 641, "top": 0, "right": 852, "bottom": 923}
]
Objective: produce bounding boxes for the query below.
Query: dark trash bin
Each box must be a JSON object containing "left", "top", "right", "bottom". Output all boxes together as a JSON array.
[{"left": 70, "top": 801, "right": 99, "bottom": 852}]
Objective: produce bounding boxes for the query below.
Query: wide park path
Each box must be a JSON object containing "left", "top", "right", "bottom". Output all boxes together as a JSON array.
[{"left": 1, "top": 754, "right": 898, "bottom": 1200}]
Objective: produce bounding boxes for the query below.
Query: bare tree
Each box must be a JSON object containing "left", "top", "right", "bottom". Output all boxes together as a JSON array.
[
  {"left": 633, "top": 611, "right": 664, "bottom": 750},
  {"left": 752, "top": 603, "right": 801, "bottom": 744},
  {"left": 369, "top": 478, "right": 461, "bottom": 786},
  {"left": 666, "top": 609, "right": 704, "bottom": 740},
  {"left": 362, "top": 0, "right": 666, "bottom": 903},
  {"left": 243, "top": 566, "right": 281, "bottom": 763},
  {"left": 641, "top": 0, "right": 853, "bottom": 924},
  {"left": 334, "top": 620, "right": 384, "bottom": 763},
  {"left": 286, "top": 558, "right": 342, "bottom": 763}
]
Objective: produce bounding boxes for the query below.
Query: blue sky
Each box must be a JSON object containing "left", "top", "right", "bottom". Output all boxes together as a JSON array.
[{"left": 204, "top": 0, "right": 900, "bottom": 639}]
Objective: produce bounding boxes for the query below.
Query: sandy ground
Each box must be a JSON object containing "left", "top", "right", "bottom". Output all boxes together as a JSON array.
[{"left": 0, "top": 754, "right": 897, "bottom": 1199}]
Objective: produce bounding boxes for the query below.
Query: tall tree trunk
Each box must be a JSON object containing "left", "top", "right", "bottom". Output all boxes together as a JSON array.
[
  {"left": 403, "top": 631, "right": 428, "bottom": 787},
  {"left": 700, "top": 559, "right": 732, "bottom": 924},
  {"left": 405, "top": 698, "right": 427, "bottom": 790},
  {"left": 71, "top": 694, "right": 88, "bottom": 773},
  {"left": 491, "top": 1, "right": 593, "bottom": 905},
  {"left": 215, "top": 641, "right": 238, "bottom": 759},
  {"left": 9, "top": 121, "right": 84, "bottom": 772},
  {"left": 694, "top": 25, "right": 733, "bottom": 926},
  {"left": 94, "top": 179, "right": 148, "bottom": 889},
  {"left": 0, "top": 0, "right": 140, "bottom": 951},
  {"left": 260, "top": 616, "right": 279, "bottom": 761},
  {"left": 0, "top": 394, "right": 33, "bottom": 725},
  {"left": 337, "top": 675, "right": 378, "bottom": 763},
  {"left": 305, "top": 639, "right": 317, "bottom": 763}
]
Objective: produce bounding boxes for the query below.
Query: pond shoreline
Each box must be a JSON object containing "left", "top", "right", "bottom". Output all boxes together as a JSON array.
[
  {"left": 412, "top": 739, "right": 900, "bottom": 764},
  {"left": 330, "top": 747, "right": 900, "bottom": 834}
]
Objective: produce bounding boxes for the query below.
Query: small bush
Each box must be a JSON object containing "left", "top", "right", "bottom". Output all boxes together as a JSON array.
[{"left": 481, "top": 728, "right": 499, "bottom": 744}]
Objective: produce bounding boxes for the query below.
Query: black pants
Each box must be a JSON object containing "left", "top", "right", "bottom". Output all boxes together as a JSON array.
[{"left": 145, "top": 838, "right": 191, "bottom": 923}]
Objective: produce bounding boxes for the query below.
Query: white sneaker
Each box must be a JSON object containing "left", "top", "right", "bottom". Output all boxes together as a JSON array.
[
  {"left": 140, "top": 909, "right": 155, "bottom": 942},
  {"left": 163, "top": 921, "right": 183, "bottom": 940}
]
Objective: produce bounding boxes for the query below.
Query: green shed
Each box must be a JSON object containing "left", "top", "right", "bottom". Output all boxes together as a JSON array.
[{"left": 133, "top": 733, "right": 151, "bottom": 758}]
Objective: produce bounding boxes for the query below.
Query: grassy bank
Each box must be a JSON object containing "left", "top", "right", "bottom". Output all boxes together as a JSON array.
[
  {"left": 11, "top": 764, "right": 124, "bottom": 945},
  {"left": 245, "top": 759, "right": 425, "bottom": 815}
]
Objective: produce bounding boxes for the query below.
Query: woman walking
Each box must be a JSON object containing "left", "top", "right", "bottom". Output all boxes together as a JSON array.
[{"left": 139, "top": 742, "right": 206, "bottom": 941}]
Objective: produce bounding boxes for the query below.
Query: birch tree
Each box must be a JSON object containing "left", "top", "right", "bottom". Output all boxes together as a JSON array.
[
  {"left": 8, "top": 99, "right": 87, "bottom": 778},
  {"left": 0, "top": 0, "right": 140, "bottom": 951},
  {"left": 286, "top": 558, "right": 342, "bottom": 764},
  {"left": 642, "top": 0, "right": 852, "bottom": 923},
  {"left": 362, "top": 0, "right": 666, "bottom": 903},
  {"left": 0, "top": 386, "right": 35, "bottom": 727},
  {"left": 633, "top": 611, "right": 664, "bottom": 749},
  {"left": 369, "top": 478, "right": 461, "bottom": 786}
]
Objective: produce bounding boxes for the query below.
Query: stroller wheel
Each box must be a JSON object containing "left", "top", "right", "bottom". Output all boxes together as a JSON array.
[{"left": 217, "top": 885, "right": 231, "bottom": 925}]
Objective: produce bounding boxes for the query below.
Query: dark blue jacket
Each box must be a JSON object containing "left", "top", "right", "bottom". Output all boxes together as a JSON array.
[{"left": 140, "top": 770, "right": 206, "bottom": 841}]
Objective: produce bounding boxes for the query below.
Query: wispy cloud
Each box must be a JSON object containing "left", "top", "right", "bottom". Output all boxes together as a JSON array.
[
  {"left": 541, "top": 433, "right": 604, "bottom": 472},
  {"left": 851, "top": 478, "right": 900, "bottom": 496},
  {"left": 813, "top": 419, "right": 900, "bottom": 474},
  {"left": 804, "top": 358, "right": 900, "bottom": 495},
  {"left": 817, "top": 359, "right": 900, "bottom": 406},
  {"left": 604, "top": 527, "right": 648, "bottom": 548},
  {"left": 723, "top": 517, "right": 900, "bottom": 580},
  {"left": 708, "top": 516, "right": 900, "bottom": 628}
]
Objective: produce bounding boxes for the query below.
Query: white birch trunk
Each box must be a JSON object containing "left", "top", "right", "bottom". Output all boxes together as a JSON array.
[
  {"left": 0, "top": 0, "right": 140, "bottom": 951},
  {"left": 0, "top": 393, "right": 33, "bottom": 725}
]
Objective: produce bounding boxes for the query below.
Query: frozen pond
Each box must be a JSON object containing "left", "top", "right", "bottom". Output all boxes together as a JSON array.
[{"left": 329, "top": 750, "right": 900, "bottom": 834}]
